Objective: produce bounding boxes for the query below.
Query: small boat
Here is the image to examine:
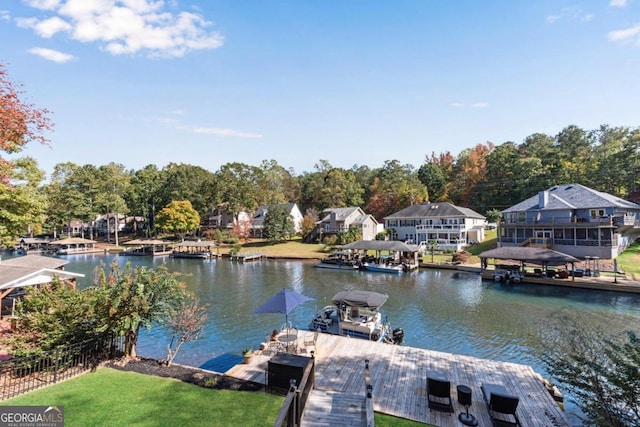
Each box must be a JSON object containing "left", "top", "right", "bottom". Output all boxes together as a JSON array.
[
  {"left": 362, "top": 262, "right": 404, "bottom": 274},
  {"left": 308, "top": 290, "right": 404, "bottom": 344},
  {"left": 315, "top": 253, "right": 359, "bottom": 270}
]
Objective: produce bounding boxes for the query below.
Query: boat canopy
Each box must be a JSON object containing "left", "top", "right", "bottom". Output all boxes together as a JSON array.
[
  {"left": 341, "top": 240, "right": 418, "bottom": 253},
  {"left": 478, "top": 247, "right": 579, "bottom": 264},
  {"left": 332, "top": 290, "right": 389, "bottom": 310}
]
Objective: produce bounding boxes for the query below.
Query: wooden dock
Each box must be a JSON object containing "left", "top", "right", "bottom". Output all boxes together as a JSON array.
[
  {"left": 226, "top": 331, "right": 569, "bottom": 426},
  {"left": 230, "top": 253, "right": 265, "bottom": 262},
  {"left": 480, "top": 270, "right": 640, "bottom": 294}
]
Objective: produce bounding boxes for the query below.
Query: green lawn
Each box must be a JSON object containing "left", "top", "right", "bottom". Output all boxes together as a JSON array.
[
  {"left": 1, "top": 368, "right": 427, "bottom": 426},
  {"left": 1, "top": 368, "right": 283, "bottom": 427},
  {"left": 616, "top": 239, "right": 640, "bottom": 280}
]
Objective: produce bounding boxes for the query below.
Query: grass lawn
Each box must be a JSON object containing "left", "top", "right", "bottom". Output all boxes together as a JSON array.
[
  {"left": 233, "top": 238, "right": 328, "bottom": 259},
  {"left": 1, "top": 368, "right": 283, "bottom": 427},
  {"left": 1, "top": 368, "right": 430, "bottom": 427},
  {"left": 615, "top": 239, "right": 640, "bottom": 280}
]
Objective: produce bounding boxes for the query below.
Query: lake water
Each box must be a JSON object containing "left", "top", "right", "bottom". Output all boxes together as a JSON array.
[{"left": 18, "top": 253, "right": 640, "bottom": 424}]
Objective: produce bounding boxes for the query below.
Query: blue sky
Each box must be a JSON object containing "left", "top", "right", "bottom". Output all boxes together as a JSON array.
[{"left": 2, "top": 1, "right": 639, "bottom": 177}]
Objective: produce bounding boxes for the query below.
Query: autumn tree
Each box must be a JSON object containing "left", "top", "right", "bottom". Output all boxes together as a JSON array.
[
  {"left": 232, "top": 215, "right": 252, "bottom": 242},
  {"left": 155, "top": 200, "right": 201, "bottom": 240},
  {"left": 449, "top": 142, "right": 493, "bottom": 208},
  {"left": 165, "top": 297, "right": 208, "bottom": 366},
  {"left": 300, "top": 208, "right": 319, "bottom": 241},
  {"left": 0, "top": 63, "right": 53, "bottom": 185},
  {"left": 365, "top": 160, "right": 428, "bottom": 221},
  {"left": 94, "top": 262, "right": 187, "bottom": 359}
]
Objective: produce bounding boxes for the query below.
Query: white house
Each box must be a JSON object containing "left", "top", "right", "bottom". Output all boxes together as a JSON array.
[
  {"left": 384, "top": 202, "right": 487, "bottom": 251},
  {"left": 316, "top": 207, "right": 379, "bottom": 241},
  {"left": 499, "top": 183, "right": 640, "bottom": 258},
  {"left": 251, "top": 203, "right": 303, "bottom": 238}
]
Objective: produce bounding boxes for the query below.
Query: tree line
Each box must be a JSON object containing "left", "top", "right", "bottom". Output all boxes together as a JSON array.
[
  {"left": 2, "top": 122, "right": 637, "bottom": 245},
  {"left": 2, "top": 62, "right": 639, "bottom": 245}
]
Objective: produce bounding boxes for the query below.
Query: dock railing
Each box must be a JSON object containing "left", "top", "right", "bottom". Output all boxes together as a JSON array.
[
  {"left": 365, "top": 359, "right": 374, "bottom": 427},
  {"left": 273, "top": 357, "right": 315, "bottom": 427}
]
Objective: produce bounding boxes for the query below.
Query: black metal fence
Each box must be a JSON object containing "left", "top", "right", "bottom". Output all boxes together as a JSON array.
[{"left": 0, "top": 335, "right": 124, "bottom": 400}]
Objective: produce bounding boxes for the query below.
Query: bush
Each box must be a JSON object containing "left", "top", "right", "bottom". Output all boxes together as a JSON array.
[{"left": 452, "top": 250, "right": 471, "bottom": 264}]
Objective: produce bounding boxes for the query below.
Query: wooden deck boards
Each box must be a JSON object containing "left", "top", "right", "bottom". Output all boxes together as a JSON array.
[{"left": 225, "top": 331, "right": 569, "bottom": 426}]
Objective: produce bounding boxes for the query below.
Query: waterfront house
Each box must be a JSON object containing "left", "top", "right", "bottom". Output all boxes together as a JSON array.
[
  {"left": 384, "top": 202, "right": 486, "bottom": 251},
  {"left": 251, "top": 203, "right": 303, "bottom": 238},
  {"left": 202, "top": 203, "right": 250, "bottom": 232},
  {"left": 498, "top": 183, "right": 640, "bottom": 258},
  {"left": 0, "top": 255, "right": 84, "bottom": 318},
  {"left": 316, "top": 207, "right": 379, "bottom": 241},
  {"left": 95, "top": 213, "right": 127, "bottom": 236}
]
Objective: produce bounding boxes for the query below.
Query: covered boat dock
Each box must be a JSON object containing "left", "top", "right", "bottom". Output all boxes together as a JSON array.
[
  {"left": 122, "top": 239, "right": 173, "bottom": 256},
  {"left": 479, "top": 247, "right": 580, "bottom": 280},
  {"left": 49, "top": 237, "right": 99, "bottom": 254},
  {"left": 341, "top": 240, "right": 420, "bottom": 271}
]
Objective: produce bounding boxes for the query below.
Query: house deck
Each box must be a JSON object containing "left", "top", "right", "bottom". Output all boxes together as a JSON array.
[{"left": 226, "top": 331, "right": 568, "bottom": 426}]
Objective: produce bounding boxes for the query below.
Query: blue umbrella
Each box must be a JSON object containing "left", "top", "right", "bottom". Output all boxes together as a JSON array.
[{"left": 252, "top": 288, "right": 315, "bottom": 329}]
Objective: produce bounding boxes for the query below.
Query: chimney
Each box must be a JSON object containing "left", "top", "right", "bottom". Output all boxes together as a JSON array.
[{"left": 538, "top": 191, "right": 549, "bottom": 208}]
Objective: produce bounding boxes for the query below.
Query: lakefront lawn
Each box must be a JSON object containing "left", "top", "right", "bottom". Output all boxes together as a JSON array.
[
  {"left": 1, "top": 368, "right": 283, "bottom": 427},
  {"left": 1, "top": 368, "right": 429, "bottom": 426}
]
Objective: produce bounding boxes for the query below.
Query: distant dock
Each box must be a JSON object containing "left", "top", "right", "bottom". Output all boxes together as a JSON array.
[{"left": 229, "top": 253, "right": 264, "bottom": 262}]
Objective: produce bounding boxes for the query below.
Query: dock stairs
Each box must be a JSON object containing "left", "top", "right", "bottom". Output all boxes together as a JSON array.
[{"left": 301, "top": 390, "right": 368, "bottom": 427}]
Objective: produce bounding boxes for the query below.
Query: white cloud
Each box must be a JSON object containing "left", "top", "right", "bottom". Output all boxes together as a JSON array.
[
  {"left": 472, "top": 102, "right": 489, "bottom": 108},
  {"left": 450, "top": 102, "right": 465, "bottom": 108},
  {"left": 608, "top": 23, "right": 640, "bottom": 44},
  {"left": 178, "top": 125, "right": 263, "bottom": 139},
  {"left": 546, "top": 15, "right": 561, "bottom": 24},
  {"left": 23, "top": 0, "right": 62, "bottom": 10},
  {"left": 610, "top": 0, "right": 628, "bottom": 7},
  {"left": 546, "top": 7, "right": 594, "bottom": 24},
  {"left": 28, "top": 47, "right": 75, "bottom": 63},
  {"left": 15, "top": 0, "right": 224, "bottom": 58},
  {"left": 0, "top": 10, "right": 10, "bottom": 21},
  {"left": 19, "top": 15, "right": 72, "bottom": 38}
]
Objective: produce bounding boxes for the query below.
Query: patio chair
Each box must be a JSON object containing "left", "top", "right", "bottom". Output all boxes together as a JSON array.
[
  {"left": 299, "top": 331, "right": 318, "bottom": 355},
  {"left": 481, "top": 383, "right": 521, "bottom": 427},
  {"left": 427, "top": 374, "right": 454, "bottom": 413}
]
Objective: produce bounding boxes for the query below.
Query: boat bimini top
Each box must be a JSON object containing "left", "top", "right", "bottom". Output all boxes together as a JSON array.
[{"left": 331, "top": 290, "right": 389, "bottom": 311}]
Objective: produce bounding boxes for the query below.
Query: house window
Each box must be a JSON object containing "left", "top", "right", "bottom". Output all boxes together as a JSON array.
[{"left": 517, "top": 212, "right": 526, "bottom": 223}]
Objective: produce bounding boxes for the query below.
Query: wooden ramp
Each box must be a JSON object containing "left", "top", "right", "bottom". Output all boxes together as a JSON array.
[
  {"left": 301, "top": 390, "right": 366, "bottom": 427},
  {"left": 226, "top": 331, "right": 569, "bottom": 427}
]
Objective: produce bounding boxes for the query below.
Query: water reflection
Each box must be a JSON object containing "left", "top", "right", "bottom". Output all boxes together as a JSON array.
[{"left": 25, "top": 253, "right": 640, "bottom": 424}]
